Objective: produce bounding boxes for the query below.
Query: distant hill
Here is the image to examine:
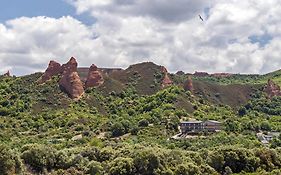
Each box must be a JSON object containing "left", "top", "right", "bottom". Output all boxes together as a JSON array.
[{"left": 2, "top": 57, "right": 280, "bottom": 110}]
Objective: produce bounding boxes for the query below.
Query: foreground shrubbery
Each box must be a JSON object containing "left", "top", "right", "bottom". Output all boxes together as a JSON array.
[{"left": 1, "top": 143, "right": 281, "bottom": 175}]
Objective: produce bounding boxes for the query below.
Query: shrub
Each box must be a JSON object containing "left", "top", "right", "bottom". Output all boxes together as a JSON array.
[
  {"left": 55, "top": 151, "right": 70, "bottom": 169},
  {"left": 134, "top": 150, "right": 160, "bottom": 175},
  {"left": 0, "top": 145, "right": 21, "bottom": 175},
  {"left": 138, "top": 119, "right": 149, "bottom": 127},
  {"left": 98, "top": 147, "right": 116, "bottom": 162},
  {"left": 111, "top": 122, "right": 125, "bottom": 137},
  {"left": 21, "top": 144, "right": 57, "bottom": 172},
  {"left": 109, "top": 157, "right": 135, "bottom": 175},
  {"left": 87, "top": 161, "right": 103, "bottom": 175},
  {"left": 174, "top": 163, "right": 200, "bottom": 175}
]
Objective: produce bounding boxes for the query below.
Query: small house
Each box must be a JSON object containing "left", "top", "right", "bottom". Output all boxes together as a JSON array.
[
  {"left": 204, "top": 120, "right": 222, "bottom": 132},
  {"left": 180, "top": 121, "right": 204, "bottom": 133},
  {"left": 180, "top": 120, "right": 222, "bottom": 134}
]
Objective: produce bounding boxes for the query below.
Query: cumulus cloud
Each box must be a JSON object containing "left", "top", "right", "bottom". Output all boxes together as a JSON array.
[
  {"left": 0, "top": 16, "right": 124, "bottom": 75},
  {"left": 69, "top": 0, "right": 208, "bottom": 23},
  {"left": 67, "top": 0, "right": 281, "bottom": 74},
  {"left": 1, "top": 0, "right": 281, "bottom": 75},
  {"left": 0, "top": 16, "right": 94, "bottom": 75}
]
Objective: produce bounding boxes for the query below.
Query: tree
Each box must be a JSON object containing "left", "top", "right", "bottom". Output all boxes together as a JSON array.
[
  {"left": 174, "top": 163, "right": 200, "bottom": 175},
  {"left": 260, "top": 121, "right": 271, "bottom": 131},
  {"left": 138, "top": 119, "right": 149, "bottom": 127},
  {"left": 21, "top": 144, "right": 57, "bottom": 172},
  {"left": 134, "top": 150, "right": 160, "bottom": 175},
  {"left": 238, "top": 107, "right": 247, "bottom": 116},
  {"left": 55, "top": 151, "right": 70, "bottom": 169},
  {"left": 98, "top": 147, "right": 115, "bottom": 162},
  {"left": 87, "top": 161, "right": 103, "bottom": 175},
  {"left": 225, "top": 119, "right": 241, "bottom": 132},
  {"left": 208, "top": 152, "right": 225, "bottom": 173},
  {"left": 111, "top": 122, "right": 125, "bottom": 137},
  {"left": 0, "top": 145, "right": 21, "bottom": 175},
  {"left": 109, "top": 157, "right": 135, "bottom": 175}
]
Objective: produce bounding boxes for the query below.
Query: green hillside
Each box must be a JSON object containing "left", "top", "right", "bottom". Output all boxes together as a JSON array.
[
  {"left": 0, "top": 65, "right": 281, "bottom": 175},
  {"left": 177, "top": 69, "right": 281, "bottom": 86}
]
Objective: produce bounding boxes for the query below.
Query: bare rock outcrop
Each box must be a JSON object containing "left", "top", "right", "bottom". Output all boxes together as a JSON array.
[
  {"left": 61, "top": 57, "right": 77, "bottom": 73},
  {"left": 161, "top": 66, "right": 173, "bottom": 88},
  {"left": 264, "top": 79, "right": 281, "bottom": 98},
  {"left": 3, "top": 71, "right": 11, "bottom": 77},
  {"left": 184, "top": 76, "right": 194, "bottom": 92},
  {"left": 59, "top": 57, "right": 84, "bottom": 99},
  {"left": 85, "top": 64, "right": 104, "bottom": 89},
  {"left": 38, "top": 60, "right": 62, "bottom": 84}
]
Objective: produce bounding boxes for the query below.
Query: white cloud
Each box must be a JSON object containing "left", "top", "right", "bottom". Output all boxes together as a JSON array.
[
  {"left": 67, "top": 0, "right": 281, "bottom": 74},
  {"left": 0, "top": 16, "right": 113, "bottom": 75},
  {"left": 1, "top": 0, "right": 281, "bottom": 75}
]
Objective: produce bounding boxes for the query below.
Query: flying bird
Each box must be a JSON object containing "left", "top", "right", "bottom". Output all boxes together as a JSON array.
[{"left": 199, "top": 15, "right": 204, "bottom": 21}]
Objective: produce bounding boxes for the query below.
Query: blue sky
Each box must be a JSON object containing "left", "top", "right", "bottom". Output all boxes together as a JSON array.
[
  {"left": 0, "top": 0, "right": 94, "bottom": 25},
  {"left": 0, "top": 0, "right": 281, "bottom": 75}
]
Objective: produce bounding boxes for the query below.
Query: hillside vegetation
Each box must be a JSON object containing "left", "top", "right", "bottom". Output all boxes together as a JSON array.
[{"left": 0, "top": 63, "right": 281, "bottom": 175}]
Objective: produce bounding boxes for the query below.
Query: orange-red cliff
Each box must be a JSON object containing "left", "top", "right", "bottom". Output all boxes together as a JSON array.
[
  {"left": 184, "top": 76, "right": 194, "bottom": 92},
  {"left": 59, "top": 57, "right": 84, "bottom": 99},
  {"left": 38, "top": 60, "right": 62, "bottom": 83},
  {"left": 161, "top": 66, "right": 173, "bottom": 88},
  {"left": 85, "top": 64, "right": 104, "bottom": 89}
]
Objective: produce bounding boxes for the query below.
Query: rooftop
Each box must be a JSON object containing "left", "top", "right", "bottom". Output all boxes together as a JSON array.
[{"left": 181, "top": 121, "right": 203, "bottom": 124}]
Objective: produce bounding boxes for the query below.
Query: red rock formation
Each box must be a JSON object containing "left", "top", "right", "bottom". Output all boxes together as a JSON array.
[
  {"left": 38, "top": 60, "right": 62, "bottom": 84},
  {"left": 194, "top": 71, "right": 209, "bottom": 77},
  {"left": 161, "top": 66, "right": 173, "bottom": 88},
  {"left": 85, "top": 64, "right": 104, "bottom": 89},
  {"left": 3, "top": 71, "right": 10, "bottom": 77},
  {"left": 264, "top": 79, "right": 281, "bottom": 98},
  {"left": 184, "top": 76, "right": 194, "bottom": 92},
  {"left": 59, "top": 57, "right": 84, "bottom": 99},
  {"left": 61, "top": 57, "right": 78, "bottom": 73}
]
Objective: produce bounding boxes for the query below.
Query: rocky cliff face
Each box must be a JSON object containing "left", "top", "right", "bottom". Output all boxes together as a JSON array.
[
  {"left": 59, "top": 57, "right": 84, "bottom": 99},
  {"left": 38, "top": 60, "right": 62, "bottom": 84},
  {"left": 85, "top": 64, "right": 104, "bottom": 89},
  {"left": 161, "top": 66, "right": 173, "bottom": 88},
  {"left": 184, "top": 76, "right": 194, "bottom": 92},
  {"left": 264, "top": 79, "right": 281, "bottom": 98}
]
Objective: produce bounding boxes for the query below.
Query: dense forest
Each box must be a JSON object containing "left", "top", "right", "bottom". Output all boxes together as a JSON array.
[{"left": 0, "top": 61, "right": 281, "bottom": 175}]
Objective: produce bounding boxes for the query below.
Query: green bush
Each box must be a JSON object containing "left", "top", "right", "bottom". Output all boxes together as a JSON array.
[
  {"left": 87, "top": 160, "right": 103, "bottom": 175},
  {"left": 133, "top": 150, "right": 160, "bottom": 175},
  {"left": 21, "top": 144, "right": 57, "bottom": 172},
  {"left": 109, "top": 157, "right": 135, "bottom": 175},
  {"left": 138, "top": 119, "right": 149, "bottom": 127},
  {"left": 0, "top": 145, "right": 21, "bottom": 175},
  {"left": 111, "top": 122, "right": 126, "bottom": 137},
  {"left": 174, "top": 163, "right": 200, "bottom": 175}
]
